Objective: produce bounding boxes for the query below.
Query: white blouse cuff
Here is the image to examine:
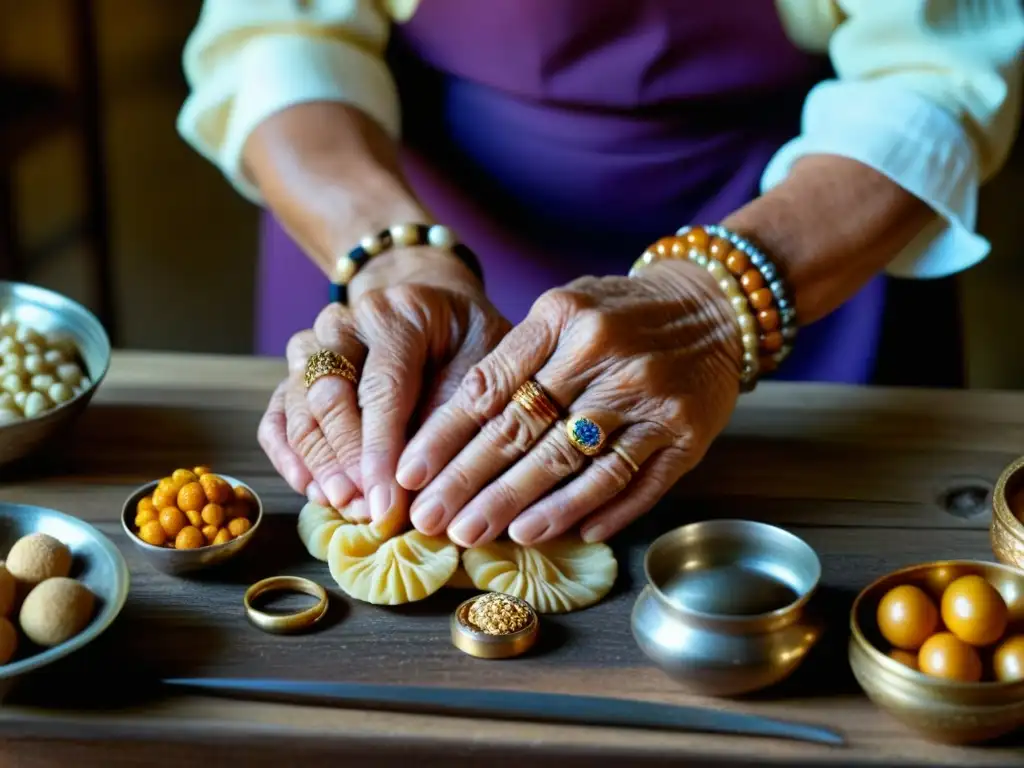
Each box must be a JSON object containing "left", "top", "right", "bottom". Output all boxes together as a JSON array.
[
  {"left": 761, "top": 79, "right": 990, "bottom": 279},
  {"left": 177, "top": 34, "right": 400, "bottom": 204}
]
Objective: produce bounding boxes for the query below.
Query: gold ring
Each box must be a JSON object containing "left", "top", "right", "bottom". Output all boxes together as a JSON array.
[
  {"left": 243, "top": 575, "right": 329, "bottom": 634},
  {"left": 511, "top": 380, "right": 559, "bottom": 421},
  {"left": 304, "top": 349, "right": 358, "bottom": 389},
  {"left": 565, "top": 415, "right": 607, "bottom": 457},
  {"left": 611, "top": 444, "right": 640, "bottom": 473}
]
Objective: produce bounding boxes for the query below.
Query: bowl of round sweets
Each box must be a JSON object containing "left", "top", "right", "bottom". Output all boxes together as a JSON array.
[
  {"left": 121, "top": 466, "right": 262, "bottom": 575},
  {"left": 0, "top": 282, "right": 110, "bottom": 467}
]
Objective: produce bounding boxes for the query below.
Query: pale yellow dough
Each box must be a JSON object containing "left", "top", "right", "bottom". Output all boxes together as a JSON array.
[
  {"left": 462, "top": 539, "right": 618, "bottom": 614},
  {"left": 297, "top": 502, "right": 347, "bottom": 561},
  {"left": 444, "top": 566, "right": 476, "bottom": 590},
  {"left": 327, "top": 523, "right": 459, "bottom": 605}
]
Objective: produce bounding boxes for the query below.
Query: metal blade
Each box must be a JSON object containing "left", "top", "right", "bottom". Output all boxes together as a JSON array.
[{"left": 163, "top": 677, "right": 844, "bottom": 746}]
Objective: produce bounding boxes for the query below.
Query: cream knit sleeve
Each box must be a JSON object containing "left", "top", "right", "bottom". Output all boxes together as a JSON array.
[
  {"left": 176, "top": 0, "right": 399, "bottom": 203},
  {"left": 764, "top": 0, "right": 1024, "bottom": 278}
]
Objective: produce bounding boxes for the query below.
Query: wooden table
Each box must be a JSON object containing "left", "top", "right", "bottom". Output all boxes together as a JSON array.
[{"left": 0, "top": 351, "right": 1022, "bottom": 767}]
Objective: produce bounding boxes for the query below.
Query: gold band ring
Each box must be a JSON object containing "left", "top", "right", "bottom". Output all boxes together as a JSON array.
[
  {"left": 611, "top": 444, "right": 640, "bottom": 473},
  {"left": 565, "top": 415, "right": 607, "bottom": 457},
  {"left": 304, "top": 349, "right": 358, "bottom": 389},
  {"left": 512, "top": 380, "right": 560, "bottom": 421},
  {"left": 243, "top": 575, "right": 329, "bottom": 635}
]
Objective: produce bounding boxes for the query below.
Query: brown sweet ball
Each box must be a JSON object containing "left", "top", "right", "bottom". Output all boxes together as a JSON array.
[
  {"left": 199, "top": 474, "right": 232, "bottom": 505},
  {"left": 6, "top": 533, "right": 72, "bottom": 589},
  {"left": 175, "top": 526, "right": 204, "bottom": 550},
  {"left": 0, "top": 563, "right": 15, "bottom": 618},
  {"left": 0, "top": 616, "right": 16, "bottom": 664},
  {"left": 19, "top": 577, "right": 95, "bottom": 647},
  {"left": 177, "top": 482, "right": 207, "bottom": 512},
  {"left": 158, "top": 507, "right": 187, "bottom": 538},
  {"left": 138, "top": 521, "right": 167, "bottom": 547},
  {"left": 201, "top": 503, "right": 225, "bottom": 527},
  {"left": 227, "top": 517, "right": 251, "bottom": 538}
]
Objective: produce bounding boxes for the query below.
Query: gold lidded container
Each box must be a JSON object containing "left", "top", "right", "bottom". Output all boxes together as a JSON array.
[
  {"left": 451, "top": 592, "right": 539, "bottom": 659},
  {"left": 848, "top": 559, "right": 1024, "bottom": 745},
  {"left": 991, "top": 455, "right": 1024, "bottom": 568}
]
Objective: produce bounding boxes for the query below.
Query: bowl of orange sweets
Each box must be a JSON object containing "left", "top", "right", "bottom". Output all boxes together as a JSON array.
[{"left": 121, "top": 466, "right": 262, "bottom": 575}]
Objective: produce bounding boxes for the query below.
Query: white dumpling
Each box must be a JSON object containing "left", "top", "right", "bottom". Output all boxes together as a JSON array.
[
  {"left": 296, "top": 502, "right": 348, "bottom": 561},
  {"left": 327, "top": 523, "right": 459, "bottom": 605},
  {"left": 462, "top": 539, "right": 618, "bottom": 614}
]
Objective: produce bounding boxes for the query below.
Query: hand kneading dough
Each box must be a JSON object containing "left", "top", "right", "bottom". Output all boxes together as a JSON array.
[
  {"left": 0, "top": 563, "right": 16, "bottom": 617},
  {"left": 0, "top": 617, "right": 16, "bottom": 664},
  {"left": 6, "top": 533, "right": 72, "bottom": 588},
  {"left": 462, "top": 539, "right": 617, "bottom": 614},
  {"left": 327, "top": 523, "right": 459, "bottom": 605},
  {"left": 19, "top": 577, "right": 95, "bottom": 647},
  {"left": 297, "top": 502, "right": 348, "bottom": 561}
]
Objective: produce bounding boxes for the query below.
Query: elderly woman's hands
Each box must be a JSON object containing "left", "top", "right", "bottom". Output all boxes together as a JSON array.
[
  {"left": 397, "top": 260, "right": 745, "bottom": 547},
  {"left": 258, "top": 248, "right": 510, "bottom": 526}
]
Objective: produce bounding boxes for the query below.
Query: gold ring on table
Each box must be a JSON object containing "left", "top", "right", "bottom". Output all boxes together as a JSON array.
[
  {"left": 511, "top": 379, "right": 560, "bottom": 421},
  {"left": 611, "top": 444, "right": 640, "bottom": 473},
  {"left": 565, "top": 414, "right": 608, "bottom": 457},
  {"left": 304, "top": 349, "right": 358, "bottom": 389},
  {"left": 243, "top": 575, "right": 329, "bottom": 634}
]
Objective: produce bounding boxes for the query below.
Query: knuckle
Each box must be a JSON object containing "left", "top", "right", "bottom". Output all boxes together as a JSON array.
[
  {"left": 572, "top": 309, "right": 617, "bottom": 353},
  {"left": 286, "top": 330, "right": 317, "bottom": 371},
  {"left": 454, "top": 364, "right": 507, "bottom": 424},
  {"left": 593, "top": 457, "right": 633, "bottom": 494},
  {"left": 359, "top": 369, "right": 403, "bottom": 408},
  {"left": 482, "top": 409, "right": 536, "bottom": 456},
  {"left": 536, "top": 286, "right": 591, "bottom": 320},
  {"left": 486, "top": 481, "right": 522, "bottom": 517},
  {"left": 539, "top": 436, "right": 585, "bottom": 477},
  {"left": 313, "top": 304, "right": 354, "bottom": 347}
]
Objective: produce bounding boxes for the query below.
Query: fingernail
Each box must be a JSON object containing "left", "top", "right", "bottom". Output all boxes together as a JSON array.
[
  {"left": 509, "top": 515, "right": 548, "bottom": 545},
  {"left": 346, "top": 498, "right": 370, "bottom": 522},
  {"left": 369, "top": 484, "right": 393, "bottom": 522},
  {"left": 306, "top": 481, "right": 328, "bottom": 505},
  {"left": 448, "top": 515, "right": 487, "bottom": 548},
  {"left": 324, "top": 475, "right": 354, "bottom": 509},
  {"left": 411, "top": 498, "right": 445, "bottom": 534},
  {"left": 580, "top": 525, "right": 605, "bottom": 543},
  {"left": 396, "top": 457, "right": 429, "bottom": 491}
]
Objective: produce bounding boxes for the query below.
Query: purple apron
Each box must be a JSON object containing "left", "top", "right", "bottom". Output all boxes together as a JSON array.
[{"left": 257, "top": 0, "right": 887, "bottom": 384}]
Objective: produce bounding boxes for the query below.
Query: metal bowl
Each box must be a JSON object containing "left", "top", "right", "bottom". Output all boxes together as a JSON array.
[
  {"left": 0, "top": 502, "right": 129, "bottom": 696},
  {"left": 121, "top": 475, "right": 263, "bottom": 575},
  {"left": 991, "top": 456, "right": 1024, "bottom": 568},
  {"left": 0, "top": 281, "right": 111, "bottom": 467},
  {"left": 849, "top": 560, "right": 1024, "bottom": 744},
  {"left": 631, "top": 519, "right": 823, "bottom": 697}
]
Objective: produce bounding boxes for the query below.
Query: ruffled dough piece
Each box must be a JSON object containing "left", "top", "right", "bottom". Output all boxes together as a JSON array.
[
  {"left": 462, "top": 539, "right": 617, "bottom": 614},
  {"left": 327, "top": 523, "right": 459, "bottom": 605},
  {"left": 297, "top": 502, "right": 347, "bottom": 562}
]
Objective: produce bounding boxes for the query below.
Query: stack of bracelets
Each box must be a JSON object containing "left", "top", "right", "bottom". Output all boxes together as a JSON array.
[
  {"left": 630, "top": 224, "right": 797, "bottom": 393},
  {"left": 329, "top": 223, "right": 485, "bottom": 304}
]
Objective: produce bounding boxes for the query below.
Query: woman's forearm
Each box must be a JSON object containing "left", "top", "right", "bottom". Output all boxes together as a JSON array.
[{"left": 721, "top": 155, "right": 935, "bottom": 325}]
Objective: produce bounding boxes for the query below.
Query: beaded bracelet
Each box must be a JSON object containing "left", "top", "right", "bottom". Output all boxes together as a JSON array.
[
  {"left": 328, "top": 223, "right": 484, "bottom": 305},
  {"left": 631, "top": 225, "right": 797, "bottom": 377}
]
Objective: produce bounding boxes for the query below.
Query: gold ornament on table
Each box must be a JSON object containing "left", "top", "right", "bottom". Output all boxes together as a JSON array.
[{"left": 467, "top": 593, "right": 534, "bottom": 635}]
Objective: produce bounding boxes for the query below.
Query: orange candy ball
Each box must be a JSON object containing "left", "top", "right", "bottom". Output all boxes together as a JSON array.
[
  {"left": 993, "top": 635, "right": 1024, "bottom": 683},
  {"left": 200, "top": 474, "right": 232, "bottom": 505},
  {"left": 158, "top": 507, "right": 187, "bottom": 538},
  {"left": 138, "top": 520, "right": 167, "bottom": 547},
  {"left": 940, "top": 575, "right": 1008, "bottom": 647},
  {"left": 888, "top": 649, "right": 920, "bottom": 671},
  {"left": 877, "top": 585, "right": 940, "bottom": 650},
  {"left": 918, "top": 632, "right": 983, "bottom": 682},
  {"left": 227, "top": 517, "right": 251, "bottom": 537},
  {"left": 201, "top": 503, "right": 225, "bottom": 527},
  {"left": 177, "top": 482, "right": 207, "bottom": 513},
  {"left": 175, "top": 526, "right": 204, "bottom": 550},
  {"left": 212, "top": 528, "right": 232, "bottom": 545}
]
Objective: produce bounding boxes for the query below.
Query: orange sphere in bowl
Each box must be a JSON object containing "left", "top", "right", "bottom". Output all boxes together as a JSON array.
[
  {"left": 918, "top": 632, "right": 983, "bottom": 682},
  {"left": 876, "top": 584, "right": 939, "bottom": 650},
  {"left": 940, "top": 575, "right": 1008, "bottom": 647}
]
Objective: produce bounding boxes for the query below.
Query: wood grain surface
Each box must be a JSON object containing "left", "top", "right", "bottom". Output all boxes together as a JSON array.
[{"left": 0, "top": 351, "right": 1022, "bottom": 767}]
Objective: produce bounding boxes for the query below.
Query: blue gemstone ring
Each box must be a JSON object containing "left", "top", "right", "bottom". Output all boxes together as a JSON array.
[{"left": 565, "top": 416, "right": 607, "bottom": 457}]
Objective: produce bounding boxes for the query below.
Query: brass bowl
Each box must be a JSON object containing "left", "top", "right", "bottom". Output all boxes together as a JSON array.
[
  {"left": 849, "top": 560, "right": 1024, "bottom": 745},
  {"left": 0, "top": 502, "right": 130, "bottom": 699},
  {"left": 991, "top": 456, "right": 1024, "bottom": 568},
  {"left": 631, "top": 519, "right": 823, "bottom": 697},
  {"left": 0, "top": 281, "right": 110, "bottom": 467},
  {"left": 121, "top": 475, "right": 263, "bottom": 576}
]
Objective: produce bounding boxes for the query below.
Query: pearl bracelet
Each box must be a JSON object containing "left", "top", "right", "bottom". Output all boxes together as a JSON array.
[{"left": 329, "top": 223, "right": 484, "bottom": 304}]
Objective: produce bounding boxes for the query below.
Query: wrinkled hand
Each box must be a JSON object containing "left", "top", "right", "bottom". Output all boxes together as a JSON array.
[
  {"left": 397, "top": 260, "right": 744, "bottom": 547},
  {"left": 258, "top": 249, "right": 510, "bottom": 527}
]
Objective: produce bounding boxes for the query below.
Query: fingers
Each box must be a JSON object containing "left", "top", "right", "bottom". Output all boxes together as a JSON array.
[
  {"left": 396, "top": 306, "right": 561, "bottom": 493},
  {"left": 257, "top": 380, "right": 319, "bottom": 499},
  {"left": 304, "top": 305, "right": 368, "bottom": 505},
  {"left": 443, "top": 409, "right": 627, "bottom": 548},
  {"left": 355, "top": 300, "right": 428, "bottom": 527},
  {"left": 507, "top": 424, "right": 673, "bottom": 545},
  {"left": 579, "top": 447, "right": 694, "bottom": 542}
]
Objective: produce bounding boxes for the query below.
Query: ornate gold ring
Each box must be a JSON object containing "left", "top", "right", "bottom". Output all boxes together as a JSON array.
[
  {"left": 304, "top": 349, "right": 358, "bottom": 389},
  {"left": 511, "top": 379, "right": 559, "bottom": 422}
]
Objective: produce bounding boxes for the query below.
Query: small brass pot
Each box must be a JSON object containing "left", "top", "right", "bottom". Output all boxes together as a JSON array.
[
  {"left": 849, "top": 560, "right": 1024, "bottom": 745},
  {"left": 991, "top": 456, "right": 1024, "bottom": 568},
  {"left": 631, "top": 520, "right": 823, "bottom": 697}
]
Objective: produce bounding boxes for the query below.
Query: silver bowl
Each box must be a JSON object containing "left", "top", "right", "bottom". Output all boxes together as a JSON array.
[
  {"left": 631, "top": 519, "right": 823, "bottom": 697},
  {"left": 0, "top": 281, "right": 111, "bottom": 467},
  {"left": 0, "top": 502, "right": 130, "bottom": 696},
  {"left": 121, "top": 475, "right": 263, "bottom": 575}
]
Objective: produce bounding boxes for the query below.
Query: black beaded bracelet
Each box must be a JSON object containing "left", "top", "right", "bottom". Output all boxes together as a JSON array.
[{"left": 328, "top": 223, "right": 484, "bottom": 305}]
